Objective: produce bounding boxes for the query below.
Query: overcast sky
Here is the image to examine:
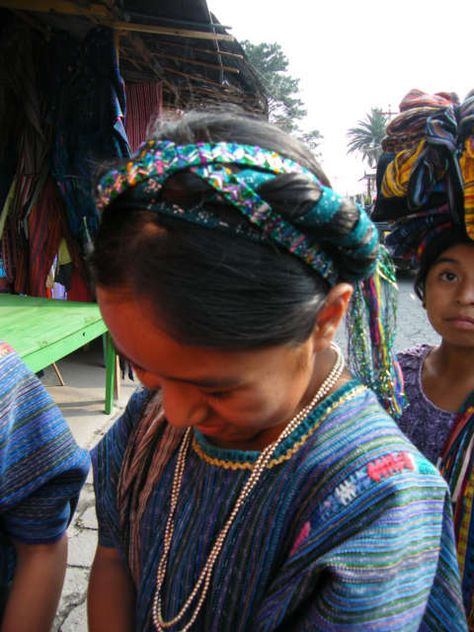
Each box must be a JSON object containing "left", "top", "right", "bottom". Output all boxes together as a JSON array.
[{"left": 209, "top": 0, "right": 473, "bottom": 195}]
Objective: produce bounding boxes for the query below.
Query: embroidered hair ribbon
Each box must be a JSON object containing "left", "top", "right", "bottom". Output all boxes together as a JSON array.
[{"left": 97, "top": 139, "right": 403, "bottom": 416}]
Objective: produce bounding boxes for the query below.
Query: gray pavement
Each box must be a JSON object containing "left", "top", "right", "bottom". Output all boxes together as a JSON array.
[
  {"left": 42, "top": 274, "right": 438, "bottom": 631},
  {"left": 394, "top": 273, "right": 440, "bottom": 351}
]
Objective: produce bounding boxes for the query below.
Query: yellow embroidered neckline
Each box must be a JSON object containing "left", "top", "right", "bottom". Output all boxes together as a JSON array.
[{"left": 191, "top": 384, "right": 366, "bottom": 470}]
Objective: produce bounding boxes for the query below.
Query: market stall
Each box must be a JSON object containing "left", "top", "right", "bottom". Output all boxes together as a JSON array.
[{"left": 0, "top": 0, "right": 267, "bottom": 298}]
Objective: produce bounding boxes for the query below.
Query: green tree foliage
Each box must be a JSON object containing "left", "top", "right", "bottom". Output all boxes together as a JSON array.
[
  {"left": 347, "top": 108, "right": 388, "bottom": 168},
  {"left": 299, "top": 128, "right": 324, "bottom": 154},
  {"left": 242, "top": 40, "right": 322, "bottom": 153}
]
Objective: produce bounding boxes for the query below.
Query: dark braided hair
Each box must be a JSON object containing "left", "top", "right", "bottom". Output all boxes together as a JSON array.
[{"left": 91, "top": 110, "right": 376, "bottom": 349}]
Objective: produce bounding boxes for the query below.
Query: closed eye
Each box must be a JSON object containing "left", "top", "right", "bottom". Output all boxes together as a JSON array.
[{"left": 206, "top": 390, "right": 233, "bottom": 400}]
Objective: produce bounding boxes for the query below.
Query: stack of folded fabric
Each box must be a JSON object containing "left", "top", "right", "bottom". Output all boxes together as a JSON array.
[{"left": 373, "top": 89, "right": 474, "bottom": 266}]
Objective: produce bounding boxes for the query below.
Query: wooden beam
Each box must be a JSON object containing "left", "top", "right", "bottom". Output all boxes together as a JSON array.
[
  {"left": 155, "top": 40, "right": 244, "bottom": 61},
  {"left": 148, "top": 50, "right": 239, "bottom": 75},
  {"left": 124, "top": 34, "right": 163, "bottom": 79},
  {"left": 0, "top": 0, "right": 113, "bottom": 18},
  {"left": 114, "top": 21, "right": 235, "bottom": 43},
  {"left": 122, "top": 10, "right": 232, "bottom": 33},
  {"left": 159, "top": 66, "right": 227, "bottom": 87},
  {"left": 0, "top": 3, "right": 236, "bottom": 44}
]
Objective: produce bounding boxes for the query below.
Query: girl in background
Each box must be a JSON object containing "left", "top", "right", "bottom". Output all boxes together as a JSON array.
[{"left": 396, "top": 231, "right": 474, "bottom": 464}]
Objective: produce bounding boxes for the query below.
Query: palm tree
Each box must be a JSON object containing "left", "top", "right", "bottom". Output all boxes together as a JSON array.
[{"left": 346, "top": 108, "right": 388, "bottom": 168}]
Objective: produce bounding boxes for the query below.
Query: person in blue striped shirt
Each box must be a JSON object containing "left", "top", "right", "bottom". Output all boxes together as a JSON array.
[{"left": 0, "top": 341, "right": 90, "bottom": 631}]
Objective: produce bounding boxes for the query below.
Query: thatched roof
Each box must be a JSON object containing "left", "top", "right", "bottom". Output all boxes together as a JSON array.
[{"left": 0, "top": 0, "right": 268, "bottom": 114}]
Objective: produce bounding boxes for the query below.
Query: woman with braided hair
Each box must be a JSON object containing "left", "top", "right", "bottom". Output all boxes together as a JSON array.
[{"left": 87, "top": 110, "right": 466, "bottom": 631}]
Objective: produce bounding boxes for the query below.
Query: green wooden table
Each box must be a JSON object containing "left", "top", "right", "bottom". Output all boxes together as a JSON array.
[{"left": 0, "top": 294, "right": 116, "bottom": 413}]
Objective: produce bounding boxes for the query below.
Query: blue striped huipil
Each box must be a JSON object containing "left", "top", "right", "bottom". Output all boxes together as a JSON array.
[
  {"left": 0, "top": 341, "right": 90, "bottom": 605},
  {"left": 93, "top": 381, "right": 467, "bottom": 631}
]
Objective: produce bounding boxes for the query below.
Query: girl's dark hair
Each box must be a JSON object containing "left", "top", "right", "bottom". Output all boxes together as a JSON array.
[
  {"left": 414, "top": 228, "right": 472, "bottom": 301},
  {"left": 91, "top": 109, "right": 374, "bottom": 349}
]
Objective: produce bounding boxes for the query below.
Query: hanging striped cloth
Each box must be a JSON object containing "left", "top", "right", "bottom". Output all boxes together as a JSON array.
[{"left": 125, "top": 82, "right": 163, "bottom": 153}]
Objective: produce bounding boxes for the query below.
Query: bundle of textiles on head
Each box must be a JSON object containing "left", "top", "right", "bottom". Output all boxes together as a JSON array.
[
  {"left": 374, "top": 88, "right": 474, "bottom": 266},
  {"left": 97, "top": 138, "right": 404, "bottom": 416}
]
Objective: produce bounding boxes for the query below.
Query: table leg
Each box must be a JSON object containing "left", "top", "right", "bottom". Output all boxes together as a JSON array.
[
  {"left": 104, "top": 332, "right": 116, "bottom": 414},
  {"left": 114, "top": 354, "right": 121, "bottom": 400},
  {"left": 52, "top": 362, "right": 66, "bottom": 386}
]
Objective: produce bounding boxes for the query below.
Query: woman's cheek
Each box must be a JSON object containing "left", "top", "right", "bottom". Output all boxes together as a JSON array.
[
  {"left": 133, "top": 368, "right": 161, "bottom": 390},
  {"left": 211, "top": 394, "right": 269, "bottom": 423}
]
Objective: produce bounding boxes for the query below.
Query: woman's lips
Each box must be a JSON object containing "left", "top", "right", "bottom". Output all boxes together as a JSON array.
[
  {"left": 446, "top": 316, "right": 474, "bottom": 330},
  {"left": 194, "top": 423, "right": 225, "bottom": 436}
]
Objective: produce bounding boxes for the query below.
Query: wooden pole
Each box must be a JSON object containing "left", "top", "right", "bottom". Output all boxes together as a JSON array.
[
  {"left": 113, "top": 21, "right": 235, "bottom": 42},
  {"left": 156, "top": 41, "right": 244, "bottom": 61},
  {"left": 145, "top": 50, "right": 239, "bottom": 74},
  {"left": 52, "top": 362, "right": 65, "bottom": 387},
  {"left": 0, "top": 2, "right": 235, "bottom": 43},
  {"left": 158, "top": 66, "right": 226, "bottom": 87}
]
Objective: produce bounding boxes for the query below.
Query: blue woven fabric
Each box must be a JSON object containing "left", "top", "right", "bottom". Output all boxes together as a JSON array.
[
  {"left": 92, "top": 383, "right": 467, "bottom": 631},
  {"left": 0, "top": 342, "right": 90, "bottom": 592}
]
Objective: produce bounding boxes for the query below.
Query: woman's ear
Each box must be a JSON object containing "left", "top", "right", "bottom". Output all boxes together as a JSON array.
[{"left": 312, "top": 283, "right": 353, "bottom": 351}]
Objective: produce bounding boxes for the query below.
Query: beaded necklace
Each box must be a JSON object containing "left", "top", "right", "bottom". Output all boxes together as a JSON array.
[{"left": 152, "top": 343, "right": 345, "bottom": 631}]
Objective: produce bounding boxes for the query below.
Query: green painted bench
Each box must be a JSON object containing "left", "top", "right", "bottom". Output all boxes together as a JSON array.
[{"left": 0, "top": 294, "right": 116, "bottom": 413}]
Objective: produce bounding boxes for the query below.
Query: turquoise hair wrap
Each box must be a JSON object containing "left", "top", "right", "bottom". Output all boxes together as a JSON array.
[{"left": 97, "top": 139, "right": 404, "bottom": 417}]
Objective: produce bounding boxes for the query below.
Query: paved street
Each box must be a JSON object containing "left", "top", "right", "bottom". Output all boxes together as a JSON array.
[
  {"left": 47, "top": 272, "right": 439, "bottom": 631},
  {"left": 335, "top": 271, "right": 439, "bottom": 353},
  {"left": 394, "top": 273, "right": 439, "bottom": 351}
]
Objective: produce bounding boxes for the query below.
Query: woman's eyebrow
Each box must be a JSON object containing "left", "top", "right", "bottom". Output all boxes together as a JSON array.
[
  {"left": 433, "top": 256, "right": 459, "bottom": 266},
  {"left": 176, "top": 376, "right": 242, "bottom": 389},
  {"left": 111, "top": 342, "right": 241, "bottom": 388}
]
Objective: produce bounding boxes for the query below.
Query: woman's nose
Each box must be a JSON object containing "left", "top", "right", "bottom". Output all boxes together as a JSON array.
[
  {"left": 161, "top": 381, "right": 208, "bottom": 428},
  {"left": 456, "top": 278, "right": 474, "bottom": 305}
]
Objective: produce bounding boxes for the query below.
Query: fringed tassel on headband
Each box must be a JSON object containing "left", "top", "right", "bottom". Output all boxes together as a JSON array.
[{"left": 346, "top": 246, "right": 405, "bottom": 418}]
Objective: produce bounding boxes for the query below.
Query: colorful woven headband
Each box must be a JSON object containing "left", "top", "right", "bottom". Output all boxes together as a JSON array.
[
  {"left": 97, "top": 140, "right": 378, "bottom": 286},
  {"left": 97, "top": 139, "right": 403, "bottom": 417}
]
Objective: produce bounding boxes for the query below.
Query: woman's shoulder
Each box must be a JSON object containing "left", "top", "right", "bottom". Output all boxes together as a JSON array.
[
  {"left": 306, "top": 381, "right": 419, "bottom": 466},
  {"left": 91, "top": 387, "right": 152, "bottom": 459},
  {"left": 314, "top": 382, "right": 448, "bottom": 483},
  {"left": 300, "top": 383, "right": 449, "bottom": 524},
  {"left": 397, "top": 343, "right": 433, "bottom": 371},
  {"left": 320, "top": 380, "right": 399, "bottom": 431}
]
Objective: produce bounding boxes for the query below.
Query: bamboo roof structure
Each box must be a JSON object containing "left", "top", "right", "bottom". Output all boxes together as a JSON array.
[{"left": 0, "top": 0, "right": 268, "bottom": 114}]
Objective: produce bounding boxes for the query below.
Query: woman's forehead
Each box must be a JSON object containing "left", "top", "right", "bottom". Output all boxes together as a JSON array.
[
  {"left": 434, "top": 242, "right": 474, "bottom": 265},
  {"left": 97, "top": 285, "right": 304, "bottom": 379}
]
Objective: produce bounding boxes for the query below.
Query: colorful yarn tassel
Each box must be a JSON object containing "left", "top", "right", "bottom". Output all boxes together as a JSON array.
[{"left": 346, "top": 246, "right": 405, "bottom": 418}]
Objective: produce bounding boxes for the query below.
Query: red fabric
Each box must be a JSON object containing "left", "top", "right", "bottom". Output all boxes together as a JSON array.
[
  {"left": 399, "top": 89, "right": 459, "bottom": 112},
  {"left": 67, "top": 265, "right": 92, "bottom": 302},
  {"left": 125, "top": 82, "right": 163, "bottom": 152},
  {"left": 21, "top": 177, "right": 92, "bottom": 300},
  {"left": 26, "top": 178, "right": 62, "bottom": 296}
]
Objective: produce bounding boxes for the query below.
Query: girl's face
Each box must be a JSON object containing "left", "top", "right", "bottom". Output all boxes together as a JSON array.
[
  {"left": 97, "top": 287, "right": 340, "bottom": 450},
  {"left": 424, "top": 242, "right": 474, "bottom": 347}
]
